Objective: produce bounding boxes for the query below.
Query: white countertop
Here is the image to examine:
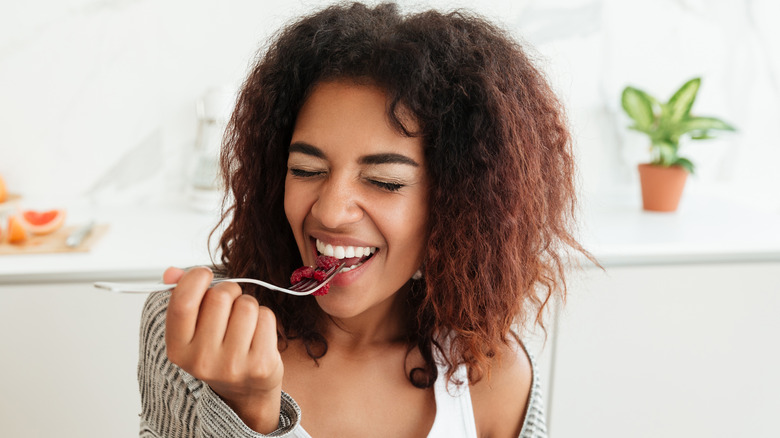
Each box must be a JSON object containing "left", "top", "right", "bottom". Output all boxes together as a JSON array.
[
  {"left": 579, "top": 190, "right": 780, "bottom": 267},
  {"left": 0, "top": 201, "right": 220, "bottom": 283},
  {"left": 2, "top": 191, "right": 779, "bottom": 283}
]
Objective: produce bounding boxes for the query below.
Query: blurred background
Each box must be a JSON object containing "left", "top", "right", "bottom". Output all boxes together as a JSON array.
[
  {"left": 1, "top": 1, "right": 778, "bottom": 437},
  {"left": 1, "top": 0, "right": 779, "bottom": 208}
]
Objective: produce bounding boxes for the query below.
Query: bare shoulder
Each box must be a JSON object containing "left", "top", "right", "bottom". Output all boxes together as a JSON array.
[{"left": 470, "top": 336, "right": 533, "bottom": 438}]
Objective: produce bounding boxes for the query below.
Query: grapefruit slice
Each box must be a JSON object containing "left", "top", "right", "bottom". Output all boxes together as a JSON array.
[
  {"left": 20, "top": 209, "right": 66, "bottom": 235},
  {"left": 7, "top": 215, "right": 29, "bottom": 244},
  {"left": 0, "top": 174, "right": 7, "bottom": 203}
]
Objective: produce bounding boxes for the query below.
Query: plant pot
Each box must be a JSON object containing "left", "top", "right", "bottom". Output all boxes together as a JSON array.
[{"left": 637, "top": 163, "right": 689, "bottom": 212}]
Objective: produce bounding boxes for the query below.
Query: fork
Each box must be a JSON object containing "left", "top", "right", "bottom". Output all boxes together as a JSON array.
[{"left": 93, "top": 262, "right": 345, "bottom": 296}]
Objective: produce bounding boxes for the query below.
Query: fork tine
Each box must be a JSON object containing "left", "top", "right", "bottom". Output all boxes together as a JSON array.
[
  {"left": 290, "top": 278, "right": 317, "bottom": 292},
  {"left": 290, "top": 262, "right": 345, "bottom": 292}
]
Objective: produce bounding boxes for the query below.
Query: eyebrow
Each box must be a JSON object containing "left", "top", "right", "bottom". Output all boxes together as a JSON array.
[
  {"left": 289, "top": 142, "right": 325, "bottom": 159},
  {"left": 289, "top": 141, "right": 419, "bottom": 167}
]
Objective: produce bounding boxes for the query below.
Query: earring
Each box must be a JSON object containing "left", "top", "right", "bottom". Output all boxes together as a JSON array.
[{"left": 412, "top": 269, "right": 423, "bottom": 280}]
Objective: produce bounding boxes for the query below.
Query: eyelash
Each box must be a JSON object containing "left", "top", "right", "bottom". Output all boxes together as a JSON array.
[
  {"left": 371, "top": 180, "right": 404, "bottom": 192},
  {"left": 290, "top": 168, "right": 322, "bottom": 178},
  {"left": 289, "top": 168, "right": 405, "bottom": 192}
]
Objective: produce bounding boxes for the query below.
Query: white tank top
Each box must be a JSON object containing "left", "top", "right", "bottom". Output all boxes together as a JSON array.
[{"left": 426, "top": 360, "right": 479, "bottom": 437}]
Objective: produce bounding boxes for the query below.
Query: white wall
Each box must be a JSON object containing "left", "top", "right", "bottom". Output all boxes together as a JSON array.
[{"left": 2, "top": 0, "right": 779, "bottom": 210}]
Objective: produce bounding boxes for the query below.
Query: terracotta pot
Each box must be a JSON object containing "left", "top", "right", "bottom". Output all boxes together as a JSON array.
[{"left": 637, "top": 163, "right": 689, "bottom": 212}]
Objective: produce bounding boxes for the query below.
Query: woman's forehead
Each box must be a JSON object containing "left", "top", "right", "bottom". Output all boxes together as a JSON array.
[{"left": 291, "top": 80, "right": 424, "bottom": 160}]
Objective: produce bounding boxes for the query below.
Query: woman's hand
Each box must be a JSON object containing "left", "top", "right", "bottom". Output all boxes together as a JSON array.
[{"left": 163, "top": 266, "right": 284, "bottom": 433}]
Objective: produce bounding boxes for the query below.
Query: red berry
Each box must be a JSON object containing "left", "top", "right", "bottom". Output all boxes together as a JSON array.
[
  {"left": 290, "top": 266, "right": 315, "bottom": 284},
  {"left": 311, "top": 283, "right": 330, "bottom": 296},
  {"left": 316, "top": 255, "right": 341, "bottom": 270},
  {"left": 313, "top": 269, "right": 327, "bottom": 282}
]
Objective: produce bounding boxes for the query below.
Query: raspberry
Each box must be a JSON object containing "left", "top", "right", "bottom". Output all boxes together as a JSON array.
[
  {"left": 316, "top": 255, "right": 341, "bottom": 270},
  {"left": 313, "top": 269, "right": 327, "bottom": 282},
  {"left": 311, "top": 283, "right": 330, "bottom": 296},
  {"left": 290, "top": 266, "right": 315, "bottom": 285}
]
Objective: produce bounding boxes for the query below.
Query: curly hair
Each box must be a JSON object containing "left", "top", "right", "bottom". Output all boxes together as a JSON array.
[{"left": 215, "top": 2, "right": 591, "bottom": 388}]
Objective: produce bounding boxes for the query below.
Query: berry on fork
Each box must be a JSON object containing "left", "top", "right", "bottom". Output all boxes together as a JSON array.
[
  {"left": 290, "top": 266, "right": 315, "bottom": 285},
  {"left": 313, "top": 269, "right": 327, "bottom": 282},
  {"left": 311, "top": 283, "right": 330, "bottom": 296},
  {"left": 316, "top": 255, "right": 341, "bottom": 270},
  {"left": 290, "top": 260, "right": 339, "bottom": 296}
]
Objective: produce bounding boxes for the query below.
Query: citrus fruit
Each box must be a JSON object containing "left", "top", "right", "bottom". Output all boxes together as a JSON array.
[
  {"left": 0, "top": 174, "right": 7, "bottom": 203},
  {"left": 20, "top": 209, "right": 66, "bottom": 235},
  {"left": 7, "top": 215, "right": 28, "bottom": 244}
]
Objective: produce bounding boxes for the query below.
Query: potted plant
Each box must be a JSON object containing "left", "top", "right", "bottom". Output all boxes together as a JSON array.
[{"left": 621, "top": 77, "right": 735, "bottom": 212}]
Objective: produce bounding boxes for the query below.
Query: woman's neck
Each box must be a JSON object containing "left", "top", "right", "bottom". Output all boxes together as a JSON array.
[{"left": 322, "top": 286, "right": 410, "bottom": 351}]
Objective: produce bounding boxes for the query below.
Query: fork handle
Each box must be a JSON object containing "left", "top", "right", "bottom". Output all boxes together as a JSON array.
[
  {"left": 93, "top": 278, "right": 302, "bottom": 295},
  {"left": 92, "top": 280, "right": 242, "bottom": 294},
  {"left": 93, "top": 281, "right": 176, "bottom": 294}
]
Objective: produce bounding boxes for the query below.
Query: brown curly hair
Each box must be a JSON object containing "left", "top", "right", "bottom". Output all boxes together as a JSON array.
[{"left": 215, "top": 2, "right": 591, "bottom": 388}]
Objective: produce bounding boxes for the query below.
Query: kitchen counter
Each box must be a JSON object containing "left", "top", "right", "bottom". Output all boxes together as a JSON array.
[
  {"left": 0, "top": 201, "right": 220, "bottom": 284},
  {"left": 1, "top": 190, "right": 779, "bottom": 284},
  {"left": 578, "top": 189, "right": 780, "bottom": 267}
]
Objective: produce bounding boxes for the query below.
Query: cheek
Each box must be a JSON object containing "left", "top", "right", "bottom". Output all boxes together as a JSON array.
[
  {"left": 384, "top": 196, "right": 429, "bottom": 263},
  {"left": 284, "top": 178, "right": 311, "bottom": 237}
]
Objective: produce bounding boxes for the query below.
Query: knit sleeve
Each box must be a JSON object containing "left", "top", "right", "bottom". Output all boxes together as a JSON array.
[
  {"left": 517, "top": 346, "right": 548, "bottom": 438},
  {"left": 137, "top": 290, "right": 302, "bottom": 437}
]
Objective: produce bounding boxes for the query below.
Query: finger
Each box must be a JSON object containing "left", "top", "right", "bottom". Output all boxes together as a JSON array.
[
  {"left": 249, "top": 306, "right": 283, "bottom": 387},
  {"left": 192, "top": 281, "right": 243, "bottom": 349},
  {"left": 223, "top": 294, "right": 260, "bottom": 354},
  {"left": 166, "top": 266, "right": 214, "bottom": 348},
  {"left": 163, "top": 266, "right": 185, "bottom": 284},
  {"left": 249, "top": 306, "right": 280, "bottom": 358}
]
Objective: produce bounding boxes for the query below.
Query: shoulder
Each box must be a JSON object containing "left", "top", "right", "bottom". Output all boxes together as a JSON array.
[{"left": 470, "top": 336, "right": 534, "bottom": 438}]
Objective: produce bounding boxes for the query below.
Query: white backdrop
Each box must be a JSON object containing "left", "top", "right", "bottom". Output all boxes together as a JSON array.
[{"left": 1, "top": 0, "right": 778, "bottom": 208}]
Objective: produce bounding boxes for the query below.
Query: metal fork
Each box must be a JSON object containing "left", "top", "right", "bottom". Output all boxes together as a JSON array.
[{"left": 93, "top": 262, "right": 345, "bottom": 296}]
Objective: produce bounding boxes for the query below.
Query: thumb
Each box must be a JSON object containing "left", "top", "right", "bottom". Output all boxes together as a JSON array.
[{"left": 162, "top": 266, "right": 186, "bottom": 284}]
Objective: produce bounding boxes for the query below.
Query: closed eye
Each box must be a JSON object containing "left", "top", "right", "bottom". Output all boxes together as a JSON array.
[
  {"left": 289, "top": 168, "right": 324, "bottom": 178},
  {"left": 369, "top": 179, "right": 404, "bottom": 192},
  {"left": 291, "top": 167, "right": 405, "bottom": 192}
]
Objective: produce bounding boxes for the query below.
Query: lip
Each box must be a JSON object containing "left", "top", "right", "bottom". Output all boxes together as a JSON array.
[{"left": 329, "top": 251, "right": 376, "bottom": 286}]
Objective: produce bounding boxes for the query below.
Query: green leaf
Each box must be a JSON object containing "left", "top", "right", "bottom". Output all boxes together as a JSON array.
[
  {"left": 672, "top": 157, "right": 695, "bottom": 174},
  {"left": 667, "top": 77, "right": 701, "bottom": 124},
  {"left": 621, "top": 86, "right": 655, "bottom": 131},
  {"left": 676, "top": 116, "right": 736, "bottom": 137}
]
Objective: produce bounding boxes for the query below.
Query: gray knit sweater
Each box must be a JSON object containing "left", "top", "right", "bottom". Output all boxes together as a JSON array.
[{"left": 138, "top": 291, "right": 548, "bottom": 437}]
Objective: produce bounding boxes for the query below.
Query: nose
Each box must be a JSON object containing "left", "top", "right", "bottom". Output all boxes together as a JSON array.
[{"left": 310, "top": 175, "right": 364, "bottom": 229}]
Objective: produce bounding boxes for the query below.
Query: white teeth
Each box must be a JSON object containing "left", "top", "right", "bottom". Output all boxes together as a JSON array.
[{"left": 315, "top": 239, "right": 377, "bottom": 260}]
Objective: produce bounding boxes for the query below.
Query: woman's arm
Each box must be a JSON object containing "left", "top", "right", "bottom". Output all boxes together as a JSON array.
[{"left": 137, "top": 284, "right": 301, "bottom": 437}]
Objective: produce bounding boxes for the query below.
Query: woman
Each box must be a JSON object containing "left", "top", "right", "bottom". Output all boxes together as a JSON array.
[{"left": 139, "top": 2, "right": 589, "bottom": 437}]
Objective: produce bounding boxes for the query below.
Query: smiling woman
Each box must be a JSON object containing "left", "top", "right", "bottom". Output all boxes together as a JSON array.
[
  {"left": 137, "top": 2, "right": 591, "bottom": 438},
  {"left": 284, "top": 80, "right": 430, "bottom": 322}
]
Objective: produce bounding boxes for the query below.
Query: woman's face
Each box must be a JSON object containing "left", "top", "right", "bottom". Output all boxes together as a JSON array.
[{"left": 284, "top": 80, "right": 429, "bottom": 320}]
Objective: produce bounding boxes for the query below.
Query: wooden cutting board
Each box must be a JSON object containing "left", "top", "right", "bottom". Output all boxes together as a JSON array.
[{"left": 0, "top": 223, "right": 109, "bottom": 255}]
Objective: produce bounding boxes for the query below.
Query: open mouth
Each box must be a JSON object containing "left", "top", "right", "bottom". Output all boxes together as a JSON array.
[{"left": 314, "top": 238, "right": 378, "bottom": 272}]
